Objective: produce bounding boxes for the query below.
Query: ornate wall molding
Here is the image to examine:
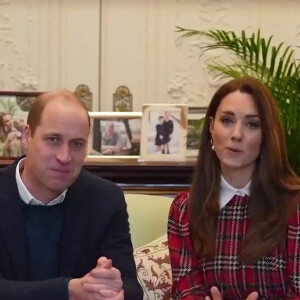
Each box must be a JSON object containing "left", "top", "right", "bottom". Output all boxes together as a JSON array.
[
  {"left": 1, "top": 1, "right": 300, "bottom": 111},
  {"left": 0, "top": 0, "right": 100, "bottom": 109},
  {"left": 100, "top": 0, "right": 300, "bottom": 110}
]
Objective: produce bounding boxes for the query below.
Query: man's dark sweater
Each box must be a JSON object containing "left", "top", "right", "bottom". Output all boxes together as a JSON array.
[{"left": 23, "top": 202, "right": 65, "bottom": 280}]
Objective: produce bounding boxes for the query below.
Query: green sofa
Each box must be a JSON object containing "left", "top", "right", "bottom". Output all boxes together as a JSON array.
[{"left": 125, "top": 193, "right": 174, "bottom": 300}]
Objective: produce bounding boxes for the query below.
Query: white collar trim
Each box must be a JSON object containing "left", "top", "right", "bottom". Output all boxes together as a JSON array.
[{"left": 219, "top": 175, "right": 251, "bottom": 209}]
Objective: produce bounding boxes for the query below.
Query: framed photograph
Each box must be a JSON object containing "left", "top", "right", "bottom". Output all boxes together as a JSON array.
[
  {"left": 187, "top": 107, "right": 207, "bottom": 158},
  {"left": 86, "top": 112, "right": 142, "bottom": 161},
  {"left": 0, "top": 91, "right": 40, "bottom": 158},
  {"left": 140, "top": 104, "right": 188, "bottom": 162}
]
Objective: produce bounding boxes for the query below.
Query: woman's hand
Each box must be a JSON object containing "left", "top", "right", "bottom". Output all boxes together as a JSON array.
[{"left": 205, "top": 286, "right": 258, "bottom": 300}]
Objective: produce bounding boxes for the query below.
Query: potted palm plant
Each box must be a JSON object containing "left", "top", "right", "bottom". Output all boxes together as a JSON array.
[{"left": 176, "top": 27, "right": 300, "bottom": 175}]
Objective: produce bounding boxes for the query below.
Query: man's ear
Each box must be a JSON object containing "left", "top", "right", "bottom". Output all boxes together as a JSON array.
[
  {"left": 22, "top": 125, "right": 31, "bottom": 150},
  {"left": 209, "top": 116, "right": 214, "bottom": 133}
]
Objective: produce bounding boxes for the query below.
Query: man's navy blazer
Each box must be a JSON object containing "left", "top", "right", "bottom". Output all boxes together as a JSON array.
[{"left": 0, "top": 159, "right": 142, "bottom": 300}]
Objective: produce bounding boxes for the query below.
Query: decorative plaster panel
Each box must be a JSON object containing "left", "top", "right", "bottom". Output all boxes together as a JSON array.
[
  {"left": 100, "top": 0, "right": 300, "bottom": 110},
  {"left": 0, "top": 0, "right": 100, "bottom": 110},
  {"left": 1, "top": 0, "right": 299, "bottom": 111}
]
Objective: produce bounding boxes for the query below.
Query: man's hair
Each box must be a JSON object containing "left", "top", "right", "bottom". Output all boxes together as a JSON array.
[{"left": 27, "top": 90, "right": 90, "bottom": 135}]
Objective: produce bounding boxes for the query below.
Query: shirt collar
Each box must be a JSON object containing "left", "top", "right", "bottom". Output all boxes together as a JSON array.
[
  {"left": 219, "top": 175, "right": 251, "bottom": 209},
  {"left": 15, "top": 158, "right": 67, "bottom": 206}
]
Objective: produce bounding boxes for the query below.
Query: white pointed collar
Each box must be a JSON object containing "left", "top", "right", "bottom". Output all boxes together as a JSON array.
[{"left": 219, "top": 175, "right": 251, "bottom": 209}]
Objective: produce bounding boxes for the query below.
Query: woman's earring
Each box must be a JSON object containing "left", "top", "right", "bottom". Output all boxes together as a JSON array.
[{"left": 211, "top": 138, "right": 215, "bottom": 151}]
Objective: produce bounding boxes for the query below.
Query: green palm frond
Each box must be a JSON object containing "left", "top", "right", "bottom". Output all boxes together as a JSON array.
[
  {"left": 0, "top": 98, "right": 17, "bottom": 116},
  {"left": 177, "top": 27, "right": 300, "bottom": 175}
]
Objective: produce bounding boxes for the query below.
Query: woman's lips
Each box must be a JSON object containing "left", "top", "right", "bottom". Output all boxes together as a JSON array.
[{"left": 227, "top": 147, "right": 242, "bottom": 153}]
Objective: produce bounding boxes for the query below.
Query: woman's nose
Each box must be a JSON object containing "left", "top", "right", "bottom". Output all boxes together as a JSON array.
[{"left": 231, "top": 123, "right": 242, "bottom": 141}]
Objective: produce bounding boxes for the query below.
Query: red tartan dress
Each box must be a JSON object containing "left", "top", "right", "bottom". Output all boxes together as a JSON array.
[{"left": 168, "top": 192, "right": 300, "bottom": 300}]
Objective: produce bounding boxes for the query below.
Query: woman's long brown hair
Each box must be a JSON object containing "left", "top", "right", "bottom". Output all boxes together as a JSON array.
[{"left": 190, "top": 77, "right": 300, "bottom": 263}]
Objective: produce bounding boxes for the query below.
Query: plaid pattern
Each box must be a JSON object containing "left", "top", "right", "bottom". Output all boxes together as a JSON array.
[{"left": 168, "top": 192, "right": 300, "bottom": 300}]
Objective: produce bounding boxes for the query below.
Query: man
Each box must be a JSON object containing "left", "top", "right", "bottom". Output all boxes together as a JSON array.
[
  {"left": 0, "top": 90, "right": 142, "bottom": 300},
  {"left": 101, "top": 122, "right": 126, "bottom": 155}
]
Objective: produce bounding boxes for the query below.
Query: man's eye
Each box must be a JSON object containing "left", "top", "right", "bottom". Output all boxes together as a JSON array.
[
  {"left": 72, "top": 140, "right": 84, "bottom": 148},
  {"left": 47, "top": 137, "right": 60, "bottom": 143}
]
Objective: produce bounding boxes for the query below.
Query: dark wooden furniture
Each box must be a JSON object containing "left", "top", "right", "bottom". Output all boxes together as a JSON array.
[{"left": 0, "top": 158, "right": 196, "bottom": 195}]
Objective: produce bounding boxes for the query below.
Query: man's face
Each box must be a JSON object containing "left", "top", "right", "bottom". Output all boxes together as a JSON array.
[
  {"left": 108, "top": 123, "right": 114, "bottom": 134},
  {"left": 22, "top": 99, "right": 90, "bottom": 202}
]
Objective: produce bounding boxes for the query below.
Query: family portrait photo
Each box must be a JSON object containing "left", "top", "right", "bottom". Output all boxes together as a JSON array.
[
  {"left": 140, "top": 104, "right": 188, "bottom": 161},
  {"left": 87, "top": 112, "right": 142, "bottom": 159},
  {"left": 0, "top": 93, "right": 39, "bottom": 158}
]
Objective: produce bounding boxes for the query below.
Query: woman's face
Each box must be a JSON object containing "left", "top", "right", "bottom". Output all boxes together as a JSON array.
[{"left": 210, "top": 90, "right": 262, "bottom": 181}]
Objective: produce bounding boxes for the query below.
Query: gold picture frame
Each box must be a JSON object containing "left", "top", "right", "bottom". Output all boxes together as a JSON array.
[
  {"left": 140, "top": 104, "right": 188, "bottom": 162},
  {"left": 85, "top": 112, "right": 142, "bottom": 161}
]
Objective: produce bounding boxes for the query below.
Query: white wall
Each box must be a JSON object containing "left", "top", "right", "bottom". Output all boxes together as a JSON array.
[
  {"left": 0, "top": 0, "right": 300, "bottom": 111},
  {"left": 0, "top": 0, "right": 100, "bottom": 109},
  {"left": 100, "top": 0, "right": 300, "bottom": 110}
]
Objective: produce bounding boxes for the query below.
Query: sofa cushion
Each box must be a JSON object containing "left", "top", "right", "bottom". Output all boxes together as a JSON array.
[
  {"left": 134, "top": 234, "right": 172, "bottom": 300},
  {"left": 125, "top": 193, "right": 173, "bottom": 248}
]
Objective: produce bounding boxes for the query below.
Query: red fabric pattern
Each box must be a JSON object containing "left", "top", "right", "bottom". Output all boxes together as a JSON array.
[{"left": 168, "top": 192, "right": 300, "bottom": 300}]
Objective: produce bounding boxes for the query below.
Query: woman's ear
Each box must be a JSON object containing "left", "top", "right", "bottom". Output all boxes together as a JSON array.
[{"left": 209, "top": 116, "right": 214, "bottom": 133}]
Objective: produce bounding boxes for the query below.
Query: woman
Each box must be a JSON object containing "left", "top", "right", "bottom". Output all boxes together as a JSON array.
[{"left": 168, "top": 77, "right": 300, "bottom": 300}]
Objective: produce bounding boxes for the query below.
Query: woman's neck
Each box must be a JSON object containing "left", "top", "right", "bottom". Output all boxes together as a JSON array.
[{"left": 221, "top": 169, "right": 253, "bottom": 189}]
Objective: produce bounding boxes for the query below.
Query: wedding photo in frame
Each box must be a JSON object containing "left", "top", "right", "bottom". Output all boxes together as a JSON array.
[
  {"left": 86, "top": 112, "right": 142, "bottom": 161},
  {"left": 0, "top": 91, "right": 40, "bottom": 158},
  {"left": 187, "top": 106, "right": 207, "bottom": 158},
  {"left": 140, "top": 104, "right": 188, "bottom": 162}
]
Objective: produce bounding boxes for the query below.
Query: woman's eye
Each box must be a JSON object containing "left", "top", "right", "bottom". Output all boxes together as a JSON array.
[
  {"left": 221, "top": 117, "right": 233, "bottom": 125},
  {"left": 247, "top": 122, "right": 260, "bottom": 129}
]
